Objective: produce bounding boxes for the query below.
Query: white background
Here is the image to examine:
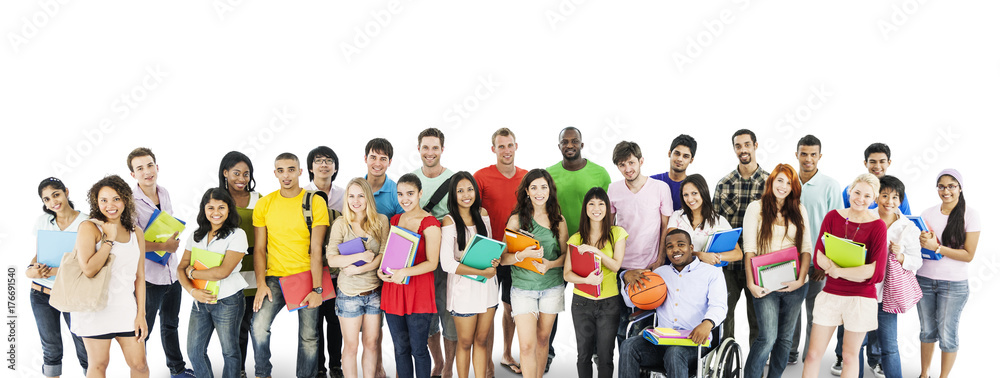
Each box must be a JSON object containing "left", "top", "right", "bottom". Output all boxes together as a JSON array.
[{"left": 2, "top": 1, "right": 997, "bottom": 377}]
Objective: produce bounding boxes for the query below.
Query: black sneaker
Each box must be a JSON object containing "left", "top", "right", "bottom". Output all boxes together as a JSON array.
[
  {"left": 788, "top": 351, "right": 799, "bottom": 365},
  {"left": 830, "top": 355, "right": 843, "bottom": 376},
  {"left": 545, "top": 354, "right": 553, "bottom": 373},
  {"left": 330, "top": 367, "right": 344, "bottom": 378}
]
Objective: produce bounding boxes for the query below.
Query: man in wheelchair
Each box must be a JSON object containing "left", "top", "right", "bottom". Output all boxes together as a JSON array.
[{"left": 619, "top": 229, "right": 728, "bottom": 377}]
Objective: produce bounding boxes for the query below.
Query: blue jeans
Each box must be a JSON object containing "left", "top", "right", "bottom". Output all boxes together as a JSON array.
[
  {"left": 745, "top": 286, "right": 806, "bottom": 378},
  {"left": 145, "top": 281, "right": 187, "bottom": 374},
  {"left": 875, "top": 307, "right": 902, "bottom": 378},
  {"left": 30, "top": 288, "right": 88, "bottom": 377},
  {"left": 916, "top": 276, "right": 968, "bottom": 353},
  {"left": 250, "top": 276, "right": 320, "bottom": 378},
  {"left": 385, "top": 312, "right": 433, "bottom": 378},
  {"left": 620, "top": 335, "right": 699, "bottom": 378},
  {"left": 188, "top": 292, "right": 244, "bottom": 378}
]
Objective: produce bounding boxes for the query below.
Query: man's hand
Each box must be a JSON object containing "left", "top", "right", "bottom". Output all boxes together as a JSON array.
[
  {"left": 623, "top": 269, "right": 650, "bottom": 288},
  {"left": 165, "top": 231, "right": 180, "bottom": 251},
  {"left": 303, "top": 291, "right": 322, "bottom": 309},
  {"left": 690, "top": 320, "right": 713, "bottom": 345}
]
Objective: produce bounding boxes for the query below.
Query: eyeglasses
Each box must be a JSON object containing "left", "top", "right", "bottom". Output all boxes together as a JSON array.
[
  {"left": 313, "top": 159, "right": 334, "bottom": 166},
  {"left": 936, "top": 184, "right": 960, "bottom": 191}
]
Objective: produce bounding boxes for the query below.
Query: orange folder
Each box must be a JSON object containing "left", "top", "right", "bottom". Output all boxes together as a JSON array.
[{"left": 504, "top": 228, "right": 544, "bottom": 274}]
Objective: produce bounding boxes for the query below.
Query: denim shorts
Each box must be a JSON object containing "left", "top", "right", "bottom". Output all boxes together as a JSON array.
[
  {"left": 451, "top": 304, "right": 499, "bottom": 318},
  {"left": 335, "top": 289, "right": 382, "bottom": 318},
  {"left": 510, "top": 285, "right": 565, "bottom": 317},
  {"left": 915, "top": 276, "right": 969, "bottom": 352}
]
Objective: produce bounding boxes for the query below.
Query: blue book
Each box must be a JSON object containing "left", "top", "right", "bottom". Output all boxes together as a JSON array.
[
  {"left": 906, "top": 216, "right": 942, "bottom": 260},
  {"left": 36, "top": 230, "right": 77, "bottom": 267},
  {"left": 703, "top": 228, "right": 742, "bottom": 267}
]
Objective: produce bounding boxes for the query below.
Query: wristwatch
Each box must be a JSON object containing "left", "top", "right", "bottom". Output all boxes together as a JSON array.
[{"left": 312, "top": 287, "right": 323, "bottom": 295}]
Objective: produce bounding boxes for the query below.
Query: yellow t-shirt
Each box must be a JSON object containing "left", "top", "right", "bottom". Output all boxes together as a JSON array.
[
  {"left": 568, "top": 226, "right": 628, "bottom": 299},
  {"left": 253, "top": 189, "right": 329, "bottom": 277}
]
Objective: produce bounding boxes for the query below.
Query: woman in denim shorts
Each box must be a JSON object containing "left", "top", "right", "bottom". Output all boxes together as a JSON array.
[
  {"left": 439, "top": 172, "right": 500, "bottom": 378},
  {"left": 915, "top": 169, "right": 980, "bottom": 378},
  {"left": 327, "top": 178, "right": 390, "bottom": 378},
  {"left": 500, "top": 169, "right": 568, "bottom": 378}
]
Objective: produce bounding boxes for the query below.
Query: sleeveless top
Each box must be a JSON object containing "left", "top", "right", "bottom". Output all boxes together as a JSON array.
[{"left": 71, "top": 229, "right": 140, "bottom": 337}]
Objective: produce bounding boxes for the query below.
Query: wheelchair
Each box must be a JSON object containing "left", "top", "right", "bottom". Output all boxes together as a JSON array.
[{"left": 625, "top": 309, "right": 743, "bottom": 378}]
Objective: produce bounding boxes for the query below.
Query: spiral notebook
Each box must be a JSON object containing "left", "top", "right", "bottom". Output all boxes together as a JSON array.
[{"left": 757, "top": 260, "right": 797, "bottom": 291}]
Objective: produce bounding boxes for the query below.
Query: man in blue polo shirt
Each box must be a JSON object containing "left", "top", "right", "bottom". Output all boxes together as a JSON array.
[{"left": 364, "top": 138, "right": 404, "bottom": 217}]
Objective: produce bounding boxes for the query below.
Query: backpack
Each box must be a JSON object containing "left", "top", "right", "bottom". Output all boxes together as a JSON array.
[{"left": 302, "top": 190, "right": 341, "bottom": 270}]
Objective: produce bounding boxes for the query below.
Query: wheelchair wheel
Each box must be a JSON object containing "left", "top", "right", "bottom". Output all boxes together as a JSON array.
[{"left": 715, "top": 339, "right": 742, "bottom": 378}]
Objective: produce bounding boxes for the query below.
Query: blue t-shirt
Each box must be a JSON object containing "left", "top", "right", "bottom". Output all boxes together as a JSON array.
[
  {"left": 650, "top": 172, "right": 683, "bottom": 212},
  {"left": 367, "top": 175, "right": 404, "bottom": 217},
  {"left": 842, "top": 185, "right": 910, "bottom": 215}
]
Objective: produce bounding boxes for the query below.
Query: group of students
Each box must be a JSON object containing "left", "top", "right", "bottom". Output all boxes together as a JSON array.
[{"left": 26, "top": 127, "right": 978, "bottom": 378}]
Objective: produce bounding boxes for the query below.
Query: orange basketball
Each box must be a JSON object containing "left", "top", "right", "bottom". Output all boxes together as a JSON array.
[{"left": 628, "top": 271, "right": 667, "bottom": 310}]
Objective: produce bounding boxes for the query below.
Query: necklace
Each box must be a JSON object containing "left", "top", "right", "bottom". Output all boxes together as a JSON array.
[{"left": 844, "top": 217, "right": 862, "bottom": 241}]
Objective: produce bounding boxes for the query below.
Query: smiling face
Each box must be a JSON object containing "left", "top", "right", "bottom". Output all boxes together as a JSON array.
[
  {"left": 584, "top": 197, "right": 607, "bottom": 223},
  {"left": 848, "top": 181, "right": 876, "bottom": 210},
  {"left": 558, "top": 129, "right": 582, "bottom": 161},
  {"left": 796, "top": 145, "right": 821, "bottom": 175},
  {"left": 40, "top": 186, "right": 71, "bottom": 214},
  {"left": 877, "top": 188, "right": 901, "bottom": 215},
  {"left": 454, "top": 178, "right": 476, "bottom": 210},
  {"left": 311, "top": 155, "right": 337, "bottom": 181},
  {"left": 669, "top": 145, "right": 693, "bottom": 173},
  {"left": 97, "top": 186, "right": 125, "bottom": 221},
  {"left": 396, "top": 182, "right": 421, "bottom": 212},
  {"left": 419, "top": 136, "right": 443, "bottom": 169},
  {"left": 273, "top": 159, "right": 302, "bottom": 190},
  {"left": 665, "top": 232, "right": 694, "bottom": 269},
  {"left": 526, "top": 177, "right": 550, "bottom": 207},
  {"left": 936, "top": 175, "right": 961, "bottom": 205},
  {"left": 615, "top": 154, "right": 643, "bottom": 182},
  {"left": 733, "top": 134, "right": 757, "bottom": 165},
  {"left": 772, "top": 172, "right": 792, "bottom": 200},
  {"left": 204, "top": 198, "right": 229, "bottom": 228},
  {"left": 224, "top": 161, "right": 251, "bottom": 192},
  {"left": 681, "top": 182, "right": 702, "bottom": 213},
  {"left": 865, "top": 152, "right": 890, "bottom": 178},
  {"left": 129, "top": 155, "right": 158, "bottom": 187},
  {"left": 346, "top": 184, "right": 368, "bottom": 217},
  {"left": 365, "top": 150, "right": 391, "bottom": 178},
  {"left": 492, "top": 135, "right": 517, "bottom": 166}
]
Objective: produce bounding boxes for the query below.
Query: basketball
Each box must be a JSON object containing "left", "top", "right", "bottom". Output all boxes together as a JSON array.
[{"left": 628, "top": 271, "right": 667, "bottom": 310}]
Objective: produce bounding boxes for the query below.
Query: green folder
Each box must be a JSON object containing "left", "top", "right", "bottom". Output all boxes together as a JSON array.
[
  {"left": 459, "top": 234, "right": 506, "bottom": 283},
  {"left": 823, "top": 232, "right": 867, "bottom": 268},
  {"left": 144, "top": 209, "right": 186, "bottom": 264},
  {"left": 191, "top": 248, "right": 224, "bottom": 296}
]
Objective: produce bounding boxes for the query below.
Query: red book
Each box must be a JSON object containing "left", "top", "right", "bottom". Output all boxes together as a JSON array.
[
  {"left": 569, "top": 244, "right": 601, "bottom": 297},
  {"left": 278, "top": 267, "right": 336, "bottom": 311}
]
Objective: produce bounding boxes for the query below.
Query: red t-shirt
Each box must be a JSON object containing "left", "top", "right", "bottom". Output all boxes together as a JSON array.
[
  {"left": 381, "top": 215, "right": 441, "bottom": 316},
  {"left": 473, "top": 165, "right": 527, "bottom": 242},
  {"left": 814, "top": 210, "right": 888, "bottom": 299}
]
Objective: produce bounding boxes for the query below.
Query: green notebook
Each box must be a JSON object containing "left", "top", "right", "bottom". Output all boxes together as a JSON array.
[
  {"left": 823, "top": 232, "right": 867, "bottom": 268},
  {"left": 191, "top": 248, "right": 224, "bottom": 296},
  {"left": 459, "top": 234, "right": 506, "bottom": 283}
]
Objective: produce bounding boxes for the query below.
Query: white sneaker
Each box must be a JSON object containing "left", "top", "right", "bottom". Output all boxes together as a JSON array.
[{"left": 872, "top": 363, "right": 885, "bottom": 378}]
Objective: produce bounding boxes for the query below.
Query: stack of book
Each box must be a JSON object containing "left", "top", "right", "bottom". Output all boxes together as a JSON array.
[
  {"left": 823, "top": 233, "right": 867, "bottom": 267},
  {"left": 504, "top": 228, "right": 544, "bottom": 274},
  {"left": 750, "top": 246, "right": 798, "bottom": 291},
  {"left": 190, "top": 247, "right": 223, "bottom": 297},
  {"left": 906, "top": 216, "right": 942, "bottom": 260},
  {"left": 378, "top": 226, "right": 422, "bottom": 284},
  {"left": 143, "top": 209, "right": 186, "bottom": 265},
  {"left": 702, "top": 228, "right": 742, "bottom": 267},
  {"left": 458, "top": 234, "right": 506, "bottom": 283},
  {"left": 569, "top": 244, "right": 601, "bottom": 297},
  {"left": 642, "top": 327, "right": 711, "bottom": 347}
]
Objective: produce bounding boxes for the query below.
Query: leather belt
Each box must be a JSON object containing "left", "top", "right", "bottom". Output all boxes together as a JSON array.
[
  {"left": 31, "top": 283, "right": 53, "bottom": 295},
  {"left": 355, "top": 288, "right": 378, "bottom": 297}
]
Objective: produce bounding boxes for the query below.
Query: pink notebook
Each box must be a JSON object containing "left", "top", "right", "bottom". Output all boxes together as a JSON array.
[{"left": 749, "top": 246, "right": 798, "bottom": 286}]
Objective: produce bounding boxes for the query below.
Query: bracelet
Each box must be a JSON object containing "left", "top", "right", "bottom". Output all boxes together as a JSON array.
[
  {"left": 186, "top": 267, "right": 194, "bottom": 280},
  {"left": 514, "top": 251, "right": 524, "bottom": 263},
  {"left": 935, "top": 246, "right": 942, "bottom": 255}
]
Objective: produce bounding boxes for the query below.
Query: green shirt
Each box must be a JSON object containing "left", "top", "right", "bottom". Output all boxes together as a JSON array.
[
  {"left": 512, "top": 219, "right": 564, "bottom": 291},
  {"left": 414, "top": 168, "right": 455, "bottom": 220},
  {"left": 546, "top": 160, "right": 612, "bottom": 236},
  {"left": 568, "top": 226, "right": 628, "bottom": 299}
]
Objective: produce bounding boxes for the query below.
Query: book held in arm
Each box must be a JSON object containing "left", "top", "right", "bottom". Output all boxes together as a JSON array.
[
  {"left": 337, "top": 237, "right": 368, "bottom": 267},
  {"left": 458, "top": 234, "right": 506, "bottom": 283},
  {"left": 378, "top": 226, "right": 421, "bottom": 284},
  {"left": 504, "top": 228, "right": 544, "bottom": 275},
  {"left": 749, "top": 246, "right": 799, "bottom": 286},
  {"left": 36, "top": 230, "right": 77, "bottom": 267},
  {"left": 702, "top": 227, "right": 742, "bottom": 267},
  {"left": 143, "top": 209, "right": 186, "bottom": 265},
  {"left": 906, "top": 216, "right": 943, "bottom": 260},
  {"left": 569, "top": 244, "right": 601, "bottom": 297},
  {"left": 190, "top": 247, "right": 224, "bottom": 297},
  {"left": 278, "top": 267, "right": 336, "bottom": 311},
  {"left": 822, "top": 232, "right": 867, "bottom": 268}
]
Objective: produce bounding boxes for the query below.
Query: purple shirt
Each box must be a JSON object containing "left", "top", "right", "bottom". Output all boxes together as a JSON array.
[
  {"left": 622, "top": 258, "right": 727, "bottom": 331},
  {"left": 133, "top": 183, "right": 177, "bottom": 285}
]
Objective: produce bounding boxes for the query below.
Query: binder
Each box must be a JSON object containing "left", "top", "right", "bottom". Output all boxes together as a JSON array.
[
  {"left": 190, "top": 248, "right": 224, "bottom": 297},
  {"left": 504, "top": 228, "right": 544, "bottom": 275},
  {"left": 278, "top": 267, "right": 336, "bottom": 311},
  {"left": 143, "top": 209, "right": 186, "bottom": 265},
  {"left": 337, "top": 237, "right": 368, "bottom": 267},
  {"left": 378, "top": 226, "right": 421, "bottom": 284},
  {"left": 757, "top": 260, "right": 797, "bottom": 291},
  {"left": 703, "top": 227, "right": 742, "bottom": 267},
  {"left": 749, "top": 246, "right": 798, "bottom": 286},
  {"left": 823, "top": 233, "right": 867, "bottom": 268},
  {"left": 458, "top": 234, "right": 506, "bottom": 283},
  {"left": 36, "top": 230, "right": 77, "bottom": 267},
  {"left": 642, "top": 327, "right": 711, "bottom": 347},
  {"left": 569, "top": 244, "right": 601, "bottom": 297},
  {"left": 906, "top": 216, "right": 943, "bottom": 260}
]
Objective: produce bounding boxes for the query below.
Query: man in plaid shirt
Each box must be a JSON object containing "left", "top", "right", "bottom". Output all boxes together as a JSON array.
[{"left": 712, "top": 129, "right": 769, "bottom": 348}]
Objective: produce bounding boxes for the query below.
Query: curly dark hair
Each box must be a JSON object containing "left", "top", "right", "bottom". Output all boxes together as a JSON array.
[{"left": 87, "top": 175, "right": 136, "bottom": 232}]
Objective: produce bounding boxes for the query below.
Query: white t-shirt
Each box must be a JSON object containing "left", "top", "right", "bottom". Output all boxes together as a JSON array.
[
  {"left": 668, "top": 210, "right": 733, "bottom": 252},
  {"left": 33, "top": 212, "right": 89, "bottom": 288},
  {"left": 185, "top": 228, "right": 249, "bottom": 299}
]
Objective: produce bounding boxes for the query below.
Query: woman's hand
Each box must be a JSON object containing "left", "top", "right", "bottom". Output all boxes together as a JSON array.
[
  {"left": 359, "top": 250, "right": 375, "bottom": 264},
  {"left": 694, "top": 252, "right": 721, "bottom": 266},
  {"left": 481, "top": 267, "right": 497, "bottom": 279},
  {"left": 28, "top": 264, "right": 53, "bottom": 279},
  {"left": 101, "top": 221, "right": 117, "bottom": 242},
  {"left": 778, "top": 277, "right": 805, "bottom": 292},
  {"left": 919, "top": 231, "right": 939, "bottom": 251},
  {"left": 341, "top": 265, "right": 361, "bottom": 276},
  {"left": 583, "top": 269, "right": 602, "bottom": 285},
  {"left": 376, "top": 268, "right": 392, "bottom": 282},
  {"left": 889, "top": 241, "right": 905, "bottom": 263},
  {"left": 190, "top": 288, "right": 218, "bottom": 304},
  {"left": 385, "top": 268, "right": 409, "bottom": 285},
  {"left": 746, "top": 280, "right": 770, "bottom": 298},
  {"left": 532, "top": 259, "right": 549, "bottom": 275},
  {"left": 134, "top": 314, "right": 148, "bottom": 343}
]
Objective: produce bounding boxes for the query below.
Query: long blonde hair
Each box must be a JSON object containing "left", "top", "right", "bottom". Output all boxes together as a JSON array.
[{"left": 343, "top": 178, "right": 384, "bottom": 236}]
